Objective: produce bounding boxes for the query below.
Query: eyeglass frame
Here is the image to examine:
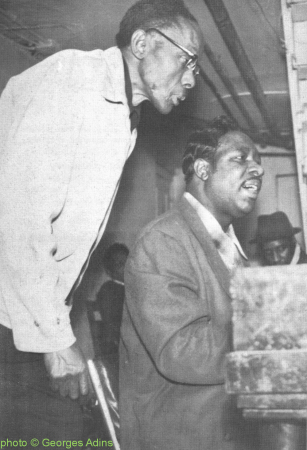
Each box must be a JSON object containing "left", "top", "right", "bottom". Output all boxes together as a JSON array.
[{"left": 145, "top": 27, "right": 200, "bottom": 75}]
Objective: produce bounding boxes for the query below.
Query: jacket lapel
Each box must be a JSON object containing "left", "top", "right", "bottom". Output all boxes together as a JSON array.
[{"left": 178, "top": 197, "right": 231, "bottom": 297}]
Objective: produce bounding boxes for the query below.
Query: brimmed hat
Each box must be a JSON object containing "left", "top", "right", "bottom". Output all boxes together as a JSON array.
[{"left": 250, "top": 211, "right": 301, "bottom": 244}]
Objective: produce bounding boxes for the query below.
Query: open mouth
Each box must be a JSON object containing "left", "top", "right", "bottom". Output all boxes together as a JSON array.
[
  {"left": 172, "top": 95, "right": 186, "bottom": 106},
  {"left": 173, "top": 97, "right": 180, "bottom": 106},
  {"left": 241, "top": 178, "right": 262, "bottom": 194}
]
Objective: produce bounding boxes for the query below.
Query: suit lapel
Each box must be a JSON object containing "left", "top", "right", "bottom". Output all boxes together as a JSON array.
[{"left": 178, "top": 197, "right": 231, "bottom": 297}]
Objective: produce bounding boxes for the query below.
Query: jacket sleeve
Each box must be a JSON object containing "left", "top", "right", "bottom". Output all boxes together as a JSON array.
[
  {"left": 124, "top": 228, "right": 230, "bottom": 385},
  {"left": 0, "top": 52, "right": 86, "bottom": 352}
]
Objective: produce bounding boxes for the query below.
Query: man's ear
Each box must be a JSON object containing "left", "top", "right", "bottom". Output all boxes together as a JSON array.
[
  {"left": 193, "top": 159, "right": 211, "bottom": 181},
  {"left": 130, "top": 29, "right": 147, "bottom": 60}
]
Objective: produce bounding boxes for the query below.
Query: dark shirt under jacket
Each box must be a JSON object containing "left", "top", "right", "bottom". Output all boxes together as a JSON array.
[{"left": 96, "top": 280, "right": 125, "bottom": 355}]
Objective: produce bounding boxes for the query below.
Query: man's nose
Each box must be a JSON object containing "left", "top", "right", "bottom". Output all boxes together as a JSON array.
[
  {"left": 272, "top": 251, "right": 281, "bottom": 264},
  {"left": 248, "top": 159, "right": 264, "bottom": 177},
  {"left": 181, "top": 69, "right": 196, "bottom": 90}
]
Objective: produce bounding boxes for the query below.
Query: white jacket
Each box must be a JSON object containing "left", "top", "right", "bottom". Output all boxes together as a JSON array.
[{"left": 0, "top": 47, "right": 137, "bottom": 352}]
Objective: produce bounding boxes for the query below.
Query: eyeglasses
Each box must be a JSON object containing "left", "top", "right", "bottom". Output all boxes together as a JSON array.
[{"left": 146, "top": 27, "right": 200, "bottom": 75}]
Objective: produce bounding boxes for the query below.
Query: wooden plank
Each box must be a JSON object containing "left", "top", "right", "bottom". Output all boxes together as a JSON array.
[
  {"left": 298, "top": 65, "right": 307, "bottom": 80},
  {"left": 226, "top": 350, "right": 307, "bottom": 394},
  {"left": 230, "top": 265, "right": 307, "bottom": 352},
  {"left": 243, "top": 409, "right": 307, "bottom": 420},
  {"left": 281, "top": 0, "right": 307, "bottom": 243},
  {"left": 237, "top": 394, "right": 307, "bottom": 410},
  {"left": 292, "top": 3, "right": 307, "bottom": 22}
]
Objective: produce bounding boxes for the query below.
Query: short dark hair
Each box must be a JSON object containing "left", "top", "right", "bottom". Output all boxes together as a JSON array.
[
  {"left": 182, "top": 115, "right": 238, "bottom": 183},
  {"left": 103, "top": 243, "right": 129, "bottom": 276},
  {"left": 116, "top": 0, "right": 198, "bottom": 49}
]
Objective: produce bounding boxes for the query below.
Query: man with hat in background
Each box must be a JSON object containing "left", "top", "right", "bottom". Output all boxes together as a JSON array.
[
  {"left": 251, "top": 211, "right": 307, "bottom": 266},
  {"left": 250, "top": 210, "right": 307, "bottom": 448}
]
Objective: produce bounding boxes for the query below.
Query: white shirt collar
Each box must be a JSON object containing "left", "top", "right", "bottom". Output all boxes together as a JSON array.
[
  {"left": 290, "top": 242, "right": 301, "bottom": 265},
  {"left": 112, "top": 279, "right": 125, "bottom": 286},
  {"left": 184, "top": 192, "right": 247, "bottom": 260}
]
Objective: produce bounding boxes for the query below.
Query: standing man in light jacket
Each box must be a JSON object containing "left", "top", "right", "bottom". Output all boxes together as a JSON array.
[
  {"left": 0, "top": 0, "right": 202, "bottom": 443},
  {"left": 120, "top": 116, "right": 264, "bottom": 449}
]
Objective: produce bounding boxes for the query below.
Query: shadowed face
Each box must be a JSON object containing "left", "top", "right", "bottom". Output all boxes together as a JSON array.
[
  {"left": 139, "top": 20, "right": 202, "bottom": 114},
  {"left": 205, "top": 132, "right": 264, "bottom": 224},
  {"left": 112, "top": 251, "right": 129, "bottom": 282},
  {"left": 262, "top": 238, "right": 294, "bottom": 265}
]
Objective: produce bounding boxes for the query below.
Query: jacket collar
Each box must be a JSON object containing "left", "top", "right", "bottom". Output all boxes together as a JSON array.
[
  {"left": 178, "top": 196, "right": 231, "bottom": 297},
  {"left": 290, "top": 242, "right": 301, "bottom": 265},
  {"left": 183, "top": 192, "right": 247, "bottom": 261},
  {"left": 100, "top": 47, "right": 128, "bottom": 105}
]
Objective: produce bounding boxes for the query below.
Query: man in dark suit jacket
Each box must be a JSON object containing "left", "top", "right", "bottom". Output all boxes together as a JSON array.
[{"left": 119, "top": 116, "right": 264, "bottom": 450}]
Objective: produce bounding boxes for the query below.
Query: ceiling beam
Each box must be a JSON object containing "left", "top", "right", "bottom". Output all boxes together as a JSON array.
[
  {"left": 0, "top": 7, "right": 59, "bottom": 59},
  {"left": 181, "top": 114, "right": 294, "bottom": 150},
  {"left": 203, "top": 0, "right": 280, "bottom": 138},
  {"left": 199, "top": 67, "right": 241, "bottom": 128},
  {"left": 202, "top": 41, "right": 258, "bottom": 132}
]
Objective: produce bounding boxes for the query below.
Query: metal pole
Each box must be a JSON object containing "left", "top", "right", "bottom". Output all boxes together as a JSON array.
[
  {"left": 199, "top": 67, "right": 240, "bottom": 128},
  {"left": 87, "top": 359, "right": 121, "bottom": 450},
  {"left": 202, "top": 40, "right": 258, "bottom": 132}
]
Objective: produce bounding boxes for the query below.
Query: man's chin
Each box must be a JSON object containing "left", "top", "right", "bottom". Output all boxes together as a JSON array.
[
  {"left": 151, "top": 99, "right": 174, "bottom": 115},
  {"left": 239, "top": 197, "right": 258, "bottom": 215},
  {"left": 155, "top": 105, "right": 174, "bottom": 115},
  {"left": 234, "top": 203, "right": 255, "bottom": 218}
]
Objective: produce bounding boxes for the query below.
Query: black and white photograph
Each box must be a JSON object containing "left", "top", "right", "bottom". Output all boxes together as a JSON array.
[{"left": 0, "top": 1, "right": 307, "bottom": 449}]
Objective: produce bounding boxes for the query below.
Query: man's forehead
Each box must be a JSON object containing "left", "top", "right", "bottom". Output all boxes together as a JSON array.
[
  {"left": 263, "top": 238, "right": 290, "bottom": 249},
  {"left": 217, "top": 131, "right": 258, "bottom": 155},
  {"left": 219, "top": 131, "right": 255, "bottom": 148},
  {"left": 168, "top": 19, "right": 202, "bottom": 52}
]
